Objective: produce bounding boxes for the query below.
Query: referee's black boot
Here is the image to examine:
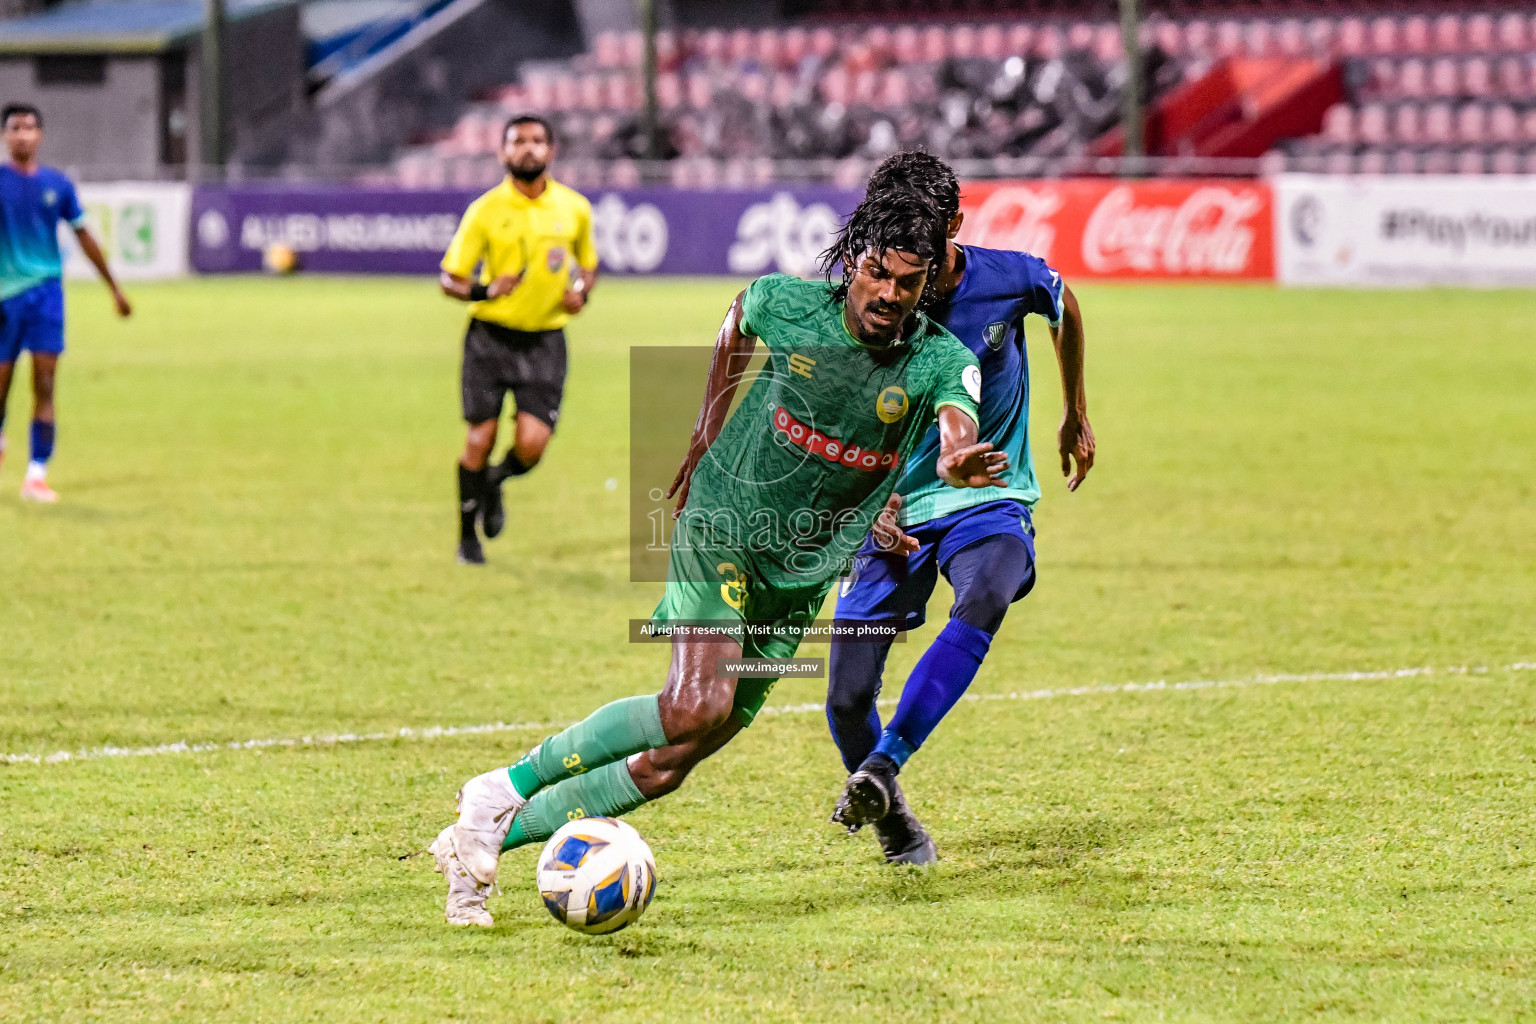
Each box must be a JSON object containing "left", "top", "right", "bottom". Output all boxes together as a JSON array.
[
  {"left": 456, "top": 464, "right": 487, "bottom": 565},
  {"left": 480, "top": 476, "right": 506, "bottom": 540}
]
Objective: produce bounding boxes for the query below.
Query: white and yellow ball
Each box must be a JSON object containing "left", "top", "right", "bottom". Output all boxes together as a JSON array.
[
  {"left": 536, "top": 817, "right": 656, "bottom": 934},
  {"left": 262, "top": 243, "right": 300, "bottom": 275}
]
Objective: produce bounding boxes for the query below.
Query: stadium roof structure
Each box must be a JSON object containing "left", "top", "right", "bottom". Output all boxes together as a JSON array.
[{"left": 0, "top": 0, "right": 292, "bottom": 55}]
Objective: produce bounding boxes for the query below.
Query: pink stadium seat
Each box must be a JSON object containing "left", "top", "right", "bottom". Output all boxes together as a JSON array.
[
  {"left": 1004, "top": 24, "right": 1032, "bottom": 57},
  {"left": 685, "top": 72, "right": 712, "bottom": 109},
  {"left": 1489, "top": 104, "right": 1519, "bottom": 144},
  {"left": 1455, "top": 103, "right": 1487, "bottom": 144},
  {"left": 865, "top": 25, "right": 893, "bottom": 63},
  {"left": 811, "top": 26, "right": 838, "bottom": 61},
  {"left": 552, "top": 73, "right": 578, "bottom": 110},
  {"left": 1215, "top": 20, "right": 1242, "bottom": 57},
  {"left": 1367, "top": 58, "right": 1397, "bottom": 98},
  {"left": 1489, "top": 148, "right": 1520, "bottom": 175},
  {"left": 1093, "top": 24, "right": 1122, "bottom": 64},
  {"left": 606, "top": 159, "right": 640, "bottom": 188},
  {"left": 979, "top": 23, "right": 1006, "bottom": 61},
  {"left": 769, "top": 72, "right": 796, "bottom": 108},
  {"left": 1401, "top": 16, "right": 1430, "bottom": 55},
  {"left": 890, "top": 25, "right": 918, "bottom": 66},
  {"left": 1461, "top": 58, "right": 1491, "bottom": 98},
  {"left": 1359, "top": 103, "right": 1390, "bottom": 144},
  {"left": 820, "top": 66, "right": 849, "bottom": 106},
  {"left": 754, "top": 29, "right": 782, "bottom": 71},
  {"left": 1429, "top": 59, "right": 1457, "bottom": 98},
  {"left": 620, "top": 31, "right": 642, "bottom": 69},
  {"left": 1184, "top": 20, "right": 1213, "bottom": 57},
  {"left": 524, "top": 73, "right": 553, "bottom": 110},
  {"left": 1432, "top": 14, "right": 1463, "bottom": 53},
  {"left": 1035, "top": 24, "right": 1063, "bottom": 59},
  {"left": 1494, "top": 13, "right": 1526, "bottom": 52},
  {"left": 1390, "top": 148, "right": 1418, "bottom": 174},
  {"left": 951, "top": 24, "right": 978, "bottom": 59},
  {"left": 739, "top": 71, "right": 768, "bottom": 105},
  {"left": 1422, "top": 149, "right": 1452, "bottom": 174},
  {"left": 1493, "top": 57, "right": 1525, "bottom": 97},
  {"left": 1522, "top": 151, "right": 1536, "bottom": 175},
  {"left": 1357, "top": 148, "right": 1388, "bottom": 175},
  {"left": 1398, "top": 59, "right": 1427, "bottom": 99},
  {"left": 852, "top": 69, "right": 878, "bottom": 105},
  {"left": 1466, "top": 14, "right": 1494, "bottom": 53},
  {"left": 576, "top": 73, "right": 604, "bottom": 111},
  {"left": 1522, "top": 109, "right": 1536, "bottom": 143},
  {"left": 727, "top": 29, "right": 753, "bottom": 65},
  {"left": 1154, "top": 21, "right": 1183, "bottom": 57},
  {"left": 1244, "top": 21, "right": 1273, "bottom": 57},
  {"left": 593, "top": 32, "right": 623, "bottom": 68},
  {"left": 877, "top": 69, "right": 909, "bottom": 109},
  {"left": 1067, "top": 21, "right": 1094, "bottom": 53},
  {"left": 1392, "top": 103, "right": 1423, "bottom": 143},
  {"left": 1276, "top": 19, "right": 1306, "bottom": 57},
  {"left": 1455, "top": 149, "right": 1485, "bottom": 175},
  {"left": 699, "top": 29, "right": 726, "bottom": 65},
  {"left": 1307, "top": 18, "right": 1337, "bottom": 55},
  {"left": 1324, "top": 148, "right": 1353, "bottom": 174},
  {"left": 783, "top": 27, "right": 809, "bottom": 68},
  {"left": 1368, "top": 17, "right": 1398, "bottom": 56},
  {"left": 1322, "top": 103, "right": 1356, "bottom": 144},
  {"left": 656, "top": 73, "right": 681, "bottom": 110},
  {"left": 1337, "top": 17, "right": 1366, "bottom": 57},
  {"left": 1423, "top": 102, "right": 1453, "bottom": 143},
  {"left": 920, "top": 26, "right": 946, "bottom": 63}
]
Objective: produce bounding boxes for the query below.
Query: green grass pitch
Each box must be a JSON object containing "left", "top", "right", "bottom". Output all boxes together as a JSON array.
[{"left": 1, "top": 276, "right": 1533, "bottom": 1022}]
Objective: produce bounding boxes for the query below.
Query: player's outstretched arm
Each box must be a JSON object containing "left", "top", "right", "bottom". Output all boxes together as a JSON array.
[
  {"left": 73, "top": 227, "right": 131, "bottom": 318},
  {"left": 935, "top": 406, "right": 1009, "bottom": 489},
  {"left": 665, "top": 289, "right": 756, "bottom": 518},
  {"left": 1053, "top": 282, "right": 1094, "bottom": 491},
  {"left": 439, "top": 270, "right": 522, "bottom": 303}
]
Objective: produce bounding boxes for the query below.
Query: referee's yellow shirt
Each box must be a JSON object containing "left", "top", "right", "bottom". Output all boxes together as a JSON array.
[{"left": 440, "top": 178, "right": 598, "bottom": 332}]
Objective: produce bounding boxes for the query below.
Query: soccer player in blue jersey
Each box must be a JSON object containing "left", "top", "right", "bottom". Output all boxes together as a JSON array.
[
  {"left": 0, "top": 104, "right": 131, "bottom": 502},
  {"left": 826, "top": 152, "right": 1095, "bottom": 863}
]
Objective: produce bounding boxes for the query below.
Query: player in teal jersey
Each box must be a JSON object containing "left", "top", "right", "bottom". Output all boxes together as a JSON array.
[
  {"left": 0, "top": 104, "right": 132, "bottom": 501},
  {"left": 428, "top": 189, "right": 1009, "bottom": 926}
]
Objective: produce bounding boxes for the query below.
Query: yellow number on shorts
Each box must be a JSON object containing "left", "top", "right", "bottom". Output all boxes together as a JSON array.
[
  {"left": 717, "top": 561, "right": 747, "bottom": 611},
  {"left": 567, "top": 807, "right": 585, "bottom": 821}
]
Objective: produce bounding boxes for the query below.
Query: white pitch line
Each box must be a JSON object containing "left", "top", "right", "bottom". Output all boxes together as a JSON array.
[{"left": 4, "top": 660, "right": 1531, "bottom": 767}]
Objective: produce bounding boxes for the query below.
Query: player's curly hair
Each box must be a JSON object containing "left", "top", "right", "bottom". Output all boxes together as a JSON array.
[
  {"left": 820, "top": 186, "right": 949, "bottom": 307},
  {"left": 865, "top": 150, "right": 961, "bottom": 223}
]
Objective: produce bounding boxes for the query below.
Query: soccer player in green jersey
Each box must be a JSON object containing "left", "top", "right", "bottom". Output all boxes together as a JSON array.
[{"left": 430, "top": 188, "right": 1007, "bottom": 926}]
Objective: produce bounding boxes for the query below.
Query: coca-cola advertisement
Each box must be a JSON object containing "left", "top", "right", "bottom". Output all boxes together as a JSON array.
[{"left": 957, "top": 179, "right": 1276, "bottom": 281}]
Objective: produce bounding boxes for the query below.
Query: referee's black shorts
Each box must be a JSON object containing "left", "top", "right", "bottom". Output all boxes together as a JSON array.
[{"left": 460, "top": 318, "right": 568, "bottom": 429}]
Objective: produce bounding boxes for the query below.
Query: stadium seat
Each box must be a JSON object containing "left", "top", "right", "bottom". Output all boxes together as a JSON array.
[
  {"left": 1429, "top": 59, "right": 1457, "bottom": 98},
  {"left": 1357, "top": 147, "right": 1388, "bottom": 175},
  {"left": 1494, "top": 13, "right": 1526, "bottom": 52},
  {"left": 1214, "top": 20, "right": 1242, "bottom": 57},
  {"left": 1390, "top": 148, "right": 1418, "bottom": 174},
  {"left": 1368, "top": 17, "right": 1398, "bottom": 56},
  {"left": 1359, "top": 103, "right": 1390, "bottom": 145},
  {"left": 1423, "top": 102, "right": 1453, "bottom": 144},
  {"left": 1455, "top": 149, "right": 1486, "bottom": 175},
  {"left": 1463, "top": 58, "right": 1492, "bottom": 98},
  {"left": 1490, "top": 147, "right": 1520, "bottom": 174},
  {"left": 1401, "top": 16, "right": 1430, "bottom": 55},
  {"left": 978, "top": 23, "right": 1005, "bottom": 61},
  {"left": 1454, "top": 103, "right": 1486, "bottom": 145},
  {"left": 1489, "top": 104, "right": 1520, "bottom": 144},
  {"left": 1321, "top": 103, "right": 1356, "bottom": 144},
  {"left": 1392, "top": 103, "right": 1423, "bottom": 144},
  {"left": 1432, "top": 14, "right": 1462, "bottom": 54},
  {"left": 1307, "top": 17, "right": 1337, "bottom": 55},
  {"left": 1276, "top": 19, "right": 1306, "bottom": 57},
  {"left": 1422, "top": 148, "right": 1452, "bottom": 174},
  {"left": 1399, "top": 59, "right": 1428, "bottom": 99}
]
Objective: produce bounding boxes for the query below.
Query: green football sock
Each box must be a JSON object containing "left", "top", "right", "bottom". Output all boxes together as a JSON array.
[
  {"left": 502, "top": 760, "right": 648, "bottom": 852},
  {"left": 505, "top": 694, "right": 667, "bottom": 800}
]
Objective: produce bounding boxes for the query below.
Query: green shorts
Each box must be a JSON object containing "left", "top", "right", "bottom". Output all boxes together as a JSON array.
[{"left": 650, "top": 534, "right": 832, "bottom": 727}]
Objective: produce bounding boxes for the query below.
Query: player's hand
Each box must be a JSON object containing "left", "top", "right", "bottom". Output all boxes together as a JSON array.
[
  {"left": 938, "top": 442, "right": 1008, "bottom": 489},
  {"left": 664, "top": 448, "right": 702, "bottom": 519},
  {"left": 871, "top": 493, "right": 919, "bottom": 555},
  {"left": 1059, "top": 409, "right": 1095, "bottom": 491},
  {"left": 111, "top": 288, "right": 132, "bottom": 318},
  {"left": 561, "top": 289, "right": 587, "bottom": 314},
  {"left": 487, "top": 274, "right": 522, "bottom": 299}
]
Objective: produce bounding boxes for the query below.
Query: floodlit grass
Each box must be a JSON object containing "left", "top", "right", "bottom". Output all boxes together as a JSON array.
[{"left": 1, "top": 277, "right": 1532, "bottom": 1022}]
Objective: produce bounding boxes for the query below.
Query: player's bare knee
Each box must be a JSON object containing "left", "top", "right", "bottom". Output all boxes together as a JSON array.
[{"left": 658, "top": 689, "right": 735, "bottom": 745}]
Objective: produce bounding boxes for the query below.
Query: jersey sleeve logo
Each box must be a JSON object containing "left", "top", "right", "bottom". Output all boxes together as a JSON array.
[
  {"left": 875, "top": 386, "right": 909, "bottom": 424},
  {"left": 963, "top": 365, "right": 982, "bottom": 403},
  {"left": 42, "top": 188, "right": 58, "bottom": 207},
  {"left": 983, "top": 322, "right": 1008, "bottom": 350}
]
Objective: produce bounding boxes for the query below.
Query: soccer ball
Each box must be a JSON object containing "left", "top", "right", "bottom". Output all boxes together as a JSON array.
[
  {"left": 262, "top": 243, "right": 300, "bottom": 274},
  {"left": 536, "top": 817, "right": 657, "bottom": 934}
]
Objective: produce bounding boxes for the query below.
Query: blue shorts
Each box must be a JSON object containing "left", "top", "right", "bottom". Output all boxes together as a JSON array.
[
  {"left": 833, "top": 498, "right": 1037, "bottom": 631},
  {"left": 0, "top": 279, "right": 66, "bottom": 363}
]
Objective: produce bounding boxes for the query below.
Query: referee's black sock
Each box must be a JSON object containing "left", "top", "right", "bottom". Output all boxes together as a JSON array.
[{"left": 457, "top": 463, "right": 489, "bottom": 539}]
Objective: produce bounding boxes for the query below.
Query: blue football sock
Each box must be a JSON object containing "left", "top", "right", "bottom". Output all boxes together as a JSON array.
[
  {"left": 874, "top": 618, "right": 993, "bottom": 767},
  {"left": 29, "top": 419, "right": 55, "bottom": 468}
]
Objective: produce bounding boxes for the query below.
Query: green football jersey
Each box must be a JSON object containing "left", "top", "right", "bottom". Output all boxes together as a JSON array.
[{"left": 677, "top": 273, "right": 980, "bottom": 588}]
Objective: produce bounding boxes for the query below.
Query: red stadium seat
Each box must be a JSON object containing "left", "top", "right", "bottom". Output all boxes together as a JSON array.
[
  {"left": 1368, "top": 17, "right": 1398, "bottom": 56},
  {"left": 1429, "top": 58, "right": 1457, "bottom": 98},
  {"left": 1321, "top": 103, "right": 1356, "bottom": 144},
  {"left": 920, "top": 25, "right": 946, "bottom": 63},
  {"left": 1392, "top": 103, "right": 1423, "bottom": 144},
  {"left": 1454, "top": 103, "right": 1486, "bottom": 145},
  {"left": 1432, "top": 14, "right": 1463, "bottom": 53},
  {"left": 1401, "top": 16, "right": 1430, "bottom": 55},
  {"left": 1494, "top": 13, "right": 1526, "bottom": 52}
]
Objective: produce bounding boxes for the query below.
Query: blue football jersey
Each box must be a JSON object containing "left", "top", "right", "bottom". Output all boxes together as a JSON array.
[
  {"left": 897, "top": 244, "right": 1064, "bottom": 526},
  {"left": 0, "top": 164, "right": 86, "bottom": 300}
]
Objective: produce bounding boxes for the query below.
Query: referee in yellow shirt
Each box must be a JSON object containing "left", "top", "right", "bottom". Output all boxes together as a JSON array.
[{"left": 440, "top": 114, "right": 598, "bottom": 564}]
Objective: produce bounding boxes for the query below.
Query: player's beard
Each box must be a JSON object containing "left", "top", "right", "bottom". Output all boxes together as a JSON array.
[
  {"left": 856, "top": 300, "right": 909, "bottom": 346},
  {"left": 506, "top": 158, "right": 547, "bottom": 183}
]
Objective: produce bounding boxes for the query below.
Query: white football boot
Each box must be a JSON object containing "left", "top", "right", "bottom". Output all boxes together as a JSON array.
[
  {"left": 430, "top": 824, "right": 494, "bottom": 927},
  {"left": 451, "top": 763, "right": 526, "bottom": 885}
]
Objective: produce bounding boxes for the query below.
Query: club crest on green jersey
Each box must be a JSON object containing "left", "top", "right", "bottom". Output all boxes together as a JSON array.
[
  {"left": 876, "top": 385, "right": 908, "bottom": 424},
  {"left": 983, "top": 321, "right": 1008, "bottom": 350}
]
